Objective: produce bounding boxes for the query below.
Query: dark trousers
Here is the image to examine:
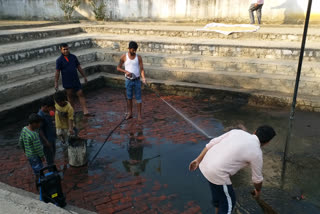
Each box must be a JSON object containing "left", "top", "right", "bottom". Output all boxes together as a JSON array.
[
  {"left": 43, "top": 143, "right": 56, "bottom": 166},
  {"left": 209, "top": 182, "right": 236, "bottom": 214},
  {"left": 249, "top": 4, "right": 263, "bottom": 24}
]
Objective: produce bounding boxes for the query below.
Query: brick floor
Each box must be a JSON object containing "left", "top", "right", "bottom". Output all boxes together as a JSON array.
[
  {"left": 4, "top": 87, "right": 320, "bottom": 213},
  {"left": 0, "top": 87, "right": 214, "bottom": 213}
]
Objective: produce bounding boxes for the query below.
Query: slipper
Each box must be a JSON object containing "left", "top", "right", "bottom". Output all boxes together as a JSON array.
[
  {"left": 84, "top": 113, "right": 95, "bottom": 117},
  {"left": 125, "top": 115, "right": 133, "bottom": 120}
]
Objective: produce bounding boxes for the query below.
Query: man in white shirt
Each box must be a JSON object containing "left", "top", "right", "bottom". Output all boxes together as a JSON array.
[
  {"left": 189, "top": 125, "right": 276, "bottom": 214},
  {"left": 249, "top": 0, "right": 265, "bottom": 24},
  {"left": 117, "top": 41, "right": 146, "bottom": 121}
]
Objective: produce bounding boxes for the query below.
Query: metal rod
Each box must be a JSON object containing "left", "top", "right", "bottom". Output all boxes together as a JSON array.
[{"left": 281, "top": 0, "right": 313, "bottom": 183}]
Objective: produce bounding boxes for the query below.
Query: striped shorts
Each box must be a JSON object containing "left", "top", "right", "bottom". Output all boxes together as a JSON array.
[{"left": 209, "top": 182, "right": 236, "bottom": 214}]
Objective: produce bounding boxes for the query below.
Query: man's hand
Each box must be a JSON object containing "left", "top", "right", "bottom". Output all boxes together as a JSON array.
[
  {"left": 251, "top": 189, "right": 261, "bottom": 198},
  {"left": 189, "top": 159, "right": 200, "bottom": 171},
  {"left": 84, "top": 77, "right": 88, "bottom": 84},
  {"left": 69, "top": 128, "right": 75, "bottom": 135},
  {"left": 255, "top": 3, "right": 258, "bottom": 7},
  {"left": 54, "top": 82, "right": 59, "bottom": 91},
  {"left": 45, "top": 141, "right": 52, "bottom": 148},
  {"left": 125, "top": 71, "right": 132, "bottom": 78},
  {"left": 41, "top": 157, "right": 45, "bottom": 162},
  {"left": 141, "top": 77, "right": 147, "bottom": 84}
]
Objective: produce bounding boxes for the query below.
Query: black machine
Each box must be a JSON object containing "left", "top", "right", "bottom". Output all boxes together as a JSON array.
[{"left": 37, "top": 165, "right": 66, "bottom": 208}]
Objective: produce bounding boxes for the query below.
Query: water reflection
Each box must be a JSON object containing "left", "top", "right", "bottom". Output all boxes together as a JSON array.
[{"left": 122, "top": 124, "right": 160, "bottom": 176}]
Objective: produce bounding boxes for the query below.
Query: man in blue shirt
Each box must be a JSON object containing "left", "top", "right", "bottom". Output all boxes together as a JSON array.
[
  {"left": 38, "top": 97, "right": 56, "bottom": 166},
  {"left": 55, "top": 43, "right": 91, "bottom": 116}
]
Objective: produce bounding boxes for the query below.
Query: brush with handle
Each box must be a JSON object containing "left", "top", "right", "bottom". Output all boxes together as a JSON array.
[{"left": 251, "top": 190, "right": 278, "bottom": 214}]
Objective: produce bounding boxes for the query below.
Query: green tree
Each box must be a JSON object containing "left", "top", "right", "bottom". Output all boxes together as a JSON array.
[
  {"left": 89, "top": 0, "right": 106, "bottom": 21},
  {"left": 57, "top": 0, "right": 82, "bottom": 20}
]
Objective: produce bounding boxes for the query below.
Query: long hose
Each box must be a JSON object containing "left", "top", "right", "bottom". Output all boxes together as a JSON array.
[
  {"left": 145, "top": 83, "right": 212, "bottom": 139},
  {"left": 65, "top": 90, "right": 128, "bottom": 196},
  {"left": 88, "top": 116, "right": 126, "bottom": 166}
]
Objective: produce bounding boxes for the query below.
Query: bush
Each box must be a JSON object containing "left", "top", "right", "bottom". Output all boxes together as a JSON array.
[
  {"left": 89, "top": 0, "right": 106, "bottom": 21},
  {"left": 57, "top": 0, "right": 82, "bottom": 20}
]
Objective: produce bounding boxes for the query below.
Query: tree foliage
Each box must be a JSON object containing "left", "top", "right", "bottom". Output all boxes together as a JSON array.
[
  {"left": 89, "top": 0, "right": 106, "bottom": 21},
  {"left": 57, "top": 0, "right": 82, "bottom": 20}
]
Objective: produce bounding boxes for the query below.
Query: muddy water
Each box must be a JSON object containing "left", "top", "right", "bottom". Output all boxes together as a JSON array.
[
  {"left": 96, "top": 106, "right": 320, "bottom": 213},
  {"left": 0, "top": 88, "right": 319, "bottom": 213}
]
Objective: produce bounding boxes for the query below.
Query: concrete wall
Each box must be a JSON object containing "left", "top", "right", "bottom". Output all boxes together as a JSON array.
[{"left": 0, "top": 0, "right": 320, "bottom": 24}]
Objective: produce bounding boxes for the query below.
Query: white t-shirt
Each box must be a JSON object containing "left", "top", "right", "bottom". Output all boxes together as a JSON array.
[
  {"left": 251, "top": 0, "right": 264, "bottom": 4},
  {"left": 199, "top": 130, "right": 264, "bottom": 185}
]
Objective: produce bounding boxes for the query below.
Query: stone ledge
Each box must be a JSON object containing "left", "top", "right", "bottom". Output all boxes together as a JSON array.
[
  {"left": 0, "top": 73, "right": 105, "bottom": 126},
  {"left": 0, "top": 49, "right": 99, "bottom": 85},
  {"left": 102, "top": 73, "right": 320, "bottom": 112},
  {"left": 98, "top": 62, "right": 320, "bottom": 96},
  {"left": 0, "top": 38, "right": 93, "bottom": 67},
  {"left": 2, "top": 23, "right": 320, "bottom": 44},
  {"left": 97, "top": 50, "right": 320, "bottom": 78},
  {"left": 0, "top": 21, "right": 80, "bottom": 30},
  {"left": 1, "top": 70, "right": 320, "bottom": 128},
  {"left": 83, "top": 26, "right": 320, "bottom": 42},
  {"left": 94, "top": 38, "right": 320, "bottom": 62},
  {"left": 0, "top": 27, "right": 83, "bottom": 45},
  {"left": 2, "top": 33, "right": 320, "bottom": 67},
  {"left": 0, "top": 63, "right": 100, "bottom": 105},
  {"left": 0, "top": 182, "right": 96, "bottom": 214}
]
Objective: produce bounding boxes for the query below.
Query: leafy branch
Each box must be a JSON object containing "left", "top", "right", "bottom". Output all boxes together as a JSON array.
[
  {"left": 57, "top": 0, "right": 82, "bottom": 20},
  {"left": 89, "top": 0, "right": 106, "bottom": 21}
]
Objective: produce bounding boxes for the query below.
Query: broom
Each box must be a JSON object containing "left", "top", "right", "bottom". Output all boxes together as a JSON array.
[{"left": 251, "top": 191, "right": 278, "bottom": 214}]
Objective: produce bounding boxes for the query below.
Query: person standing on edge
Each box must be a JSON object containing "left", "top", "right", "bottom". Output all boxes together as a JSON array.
[
  {"left": 38, "top": 97, "right": 56, "bottom": 166},
  {"left": 117, "top": 41, "right": 146, "bottom": 121},
  {"left": 189, "top": 125, "right": 276, "bottom": 214},
  {"left": 19, "top": 114, "right": 45, "bottom": 184},
  {"left": 249, "top": 0, "right": 264, "bottom": 25},
  {"left": 55, "top": 43, "right": 91, "bottom": 116}
]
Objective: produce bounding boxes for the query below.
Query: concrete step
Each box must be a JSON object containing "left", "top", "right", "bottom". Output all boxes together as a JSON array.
[
  {"left": 0, "top": 72, "right": 104, "bottom": 125},
  {"left": 93, "top": 36, "right": 320, "bottom": 62},
  {"left": 0, "top": 182, "right": 96, "bottom": 214},
  {"left": 0, "top": 20, "right": 80, "bottom": 30},
  {"left": 2, "top": 33, "right": 320, "bottom": 67},
  {"left": 3, "top": 23, "right": 320, "bottom": 44},
  {"left": 102, "top": 73, "right": 320, "bottom": 112},
  {"left": 2, "top": 71, "right": 319, "bottom": 120},
  {"left": 98, "top": 62, "right": 320, "bottom": 96},
  {"left": 0, "top": 26, "right": 83, "bottom": 44},
  {"left": 98, "top": 50, "right": 320, "bottom": 78},
  {"left": 0, "top": 62, "right": 100, "bottom": 105},
  {"left": 83, "top": 24, "right": 320, "bottom": 42},
  {"left": 0, "top": 34, "right": 93, "bottom": 67},
  {"left": 0, "top": 48, "right": 101, "bottom": 85}
]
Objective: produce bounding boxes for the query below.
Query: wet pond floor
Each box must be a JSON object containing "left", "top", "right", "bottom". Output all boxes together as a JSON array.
[{"left": 0, "top": 87, "right": 320, "bottom": 213}]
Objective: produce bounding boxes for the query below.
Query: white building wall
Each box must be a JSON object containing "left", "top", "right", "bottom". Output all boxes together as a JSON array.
[{"left": 0, "top": 0, "right": 319, "bottom": 24}]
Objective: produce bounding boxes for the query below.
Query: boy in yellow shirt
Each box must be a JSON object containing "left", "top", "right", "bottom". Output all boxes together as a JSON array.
[{"left": 54, "top": 91, "right": 74, "bottom": 144}]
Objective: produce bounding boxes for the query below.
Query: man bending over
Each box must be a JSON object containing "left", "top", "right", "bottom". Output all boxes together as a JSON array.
[{"left": 189, "top": 125, "right": 276, "bottom": 214}]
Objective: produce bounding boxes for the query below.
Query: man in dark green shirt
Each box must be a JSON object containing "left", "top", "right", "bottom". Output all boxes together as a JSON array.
[{"left": 19, "top": 114, "right": 45, "bottom": 182}]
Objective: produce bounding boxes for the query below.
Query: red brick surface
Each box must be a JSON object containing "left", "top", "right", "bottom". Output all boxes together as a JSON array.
[{"left": 0, "top": 88, "right": 207, "bottom": 213}]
